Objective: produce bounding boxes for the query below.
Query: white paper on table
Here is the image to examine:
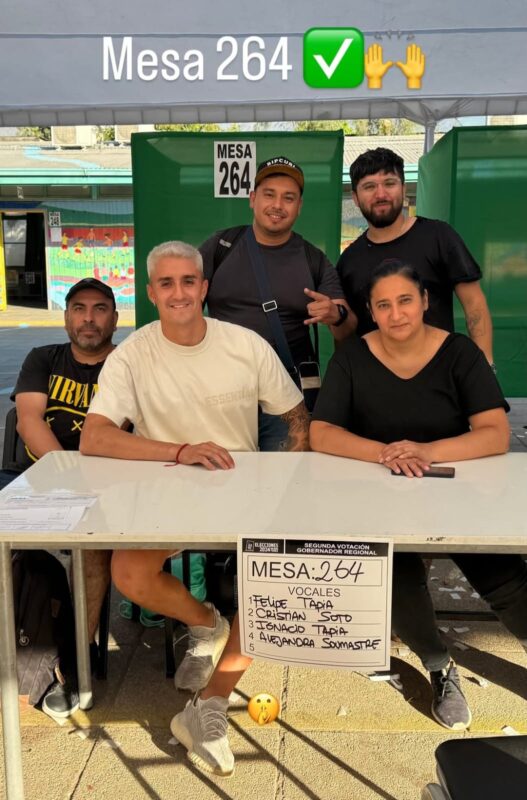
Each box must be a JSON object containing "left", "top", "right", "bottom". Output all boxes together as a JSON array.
[
  {"left": 0, "top": 505, "right": 87, "bottom": 532},
  {"left": 1, "top": 493, "right": 97, "bottom": 509}
]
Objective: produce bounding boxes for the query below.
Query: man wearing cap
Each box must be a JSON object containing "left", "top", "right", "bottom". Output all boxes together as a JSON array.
[
  {"left": 199, "top": 156, "right": 349, "bottom": 450},
  {"left": 9, "top": 277, "right": 118, "bottom": 717}
]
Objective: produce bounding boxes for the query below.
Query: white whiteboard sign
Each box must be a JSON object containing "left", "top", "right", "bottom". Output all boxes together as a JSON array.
[
  {"left": 214, "top": 140, "right": 256, "bottom": 198},
  {"left": 238, "top": 536, "right": 393, "bottom": 671}
]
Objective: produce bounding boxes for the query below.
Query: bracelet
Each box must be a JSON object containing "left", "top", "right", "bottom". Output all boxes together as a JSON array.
[
  {"left": 175, "top": 443, "right": 190, "bottom": 464},
  {"left": 490, "top": 363, "right": 497, "bottom": 375}
]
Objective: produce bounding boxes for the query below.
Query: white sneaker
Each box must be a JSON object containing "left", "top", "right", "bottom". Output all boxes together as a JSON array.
[
  {"left": 174, "top": 602, "right": 230, "bottom": 692},
  {"left": 170, "top": 695, "right": 234, "bottom": 776}
]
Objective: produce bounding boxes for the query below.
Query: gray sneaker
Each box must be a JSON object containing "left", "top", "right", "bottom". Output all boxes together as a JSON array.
[
  {"left": 170, "top": 695, "right": 234, "bottom": 776},
  {"left": 41, "top": 677, "right": 79, "bottom": 719},
  {"left": 174, "top": 603, "right": 230, "bottom": 692},
  {"left": 430, "top": 661, "right": 472, "bottom": 730}
]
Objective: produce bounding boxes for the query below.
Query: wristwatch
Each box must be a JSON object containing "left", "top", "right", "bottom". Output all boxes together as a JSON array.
[{"left": 333, "top": 304, "right": 349, "bottom": 327}]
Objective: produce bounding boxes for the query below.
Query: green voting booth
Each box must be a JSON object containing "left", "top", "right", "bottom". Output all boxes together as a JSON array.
[
  {"left": 418, "top": 125, "right": 527, "bottom": 396},
  {"left": 131, "top": 131, "right": 343, "bottom": 371}
]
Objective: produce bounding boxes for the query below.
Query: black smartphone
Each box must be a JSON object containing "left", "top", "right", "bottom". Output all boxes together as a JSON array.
[{"left": 391, "top": 466, "right": 455, "bottom": 478}]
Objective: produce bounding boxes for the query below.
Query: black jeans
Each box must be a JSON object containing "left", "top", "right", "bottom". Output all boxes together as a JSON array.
[
  {"left": 392, "top": 552, "right": 527, "bottom": 672},
  {"left": 257, "top": 408, "right": 288, "bottom": 452}
]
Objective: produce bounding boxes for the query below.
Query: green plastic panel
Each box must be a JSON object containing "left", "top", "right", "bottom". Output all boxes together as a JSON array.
[
  {"left": 131, "top": 131, "right": 343, "bottom": 371},
  {"left": 417, "top": 125, "right": 527, "bottom": 396}
]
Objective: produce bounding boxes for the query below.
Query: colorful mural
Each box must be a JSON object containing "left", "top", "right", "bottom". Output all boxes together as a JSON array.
[{"left": 48, "top": 225, "right": 135, "bottom": 310}]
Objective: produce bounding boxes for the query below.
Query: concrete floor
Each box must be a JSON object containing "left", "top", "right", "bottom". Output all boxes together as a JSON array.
[{"left": 1, "top": 587, "right": 526, "bottom": 799}]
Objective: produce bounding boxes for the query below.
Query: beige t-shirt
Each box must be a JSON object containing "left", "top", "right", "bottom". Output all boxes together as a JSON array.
[{"left": 89, "top": 318, "right": 302, "bottom": 452}]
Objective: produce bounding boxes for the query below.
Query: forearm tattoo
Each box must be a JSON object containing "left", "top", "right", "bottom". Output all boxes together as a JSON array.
[{"left": 280, "top": 402, "right": 310, "bottom": 451}]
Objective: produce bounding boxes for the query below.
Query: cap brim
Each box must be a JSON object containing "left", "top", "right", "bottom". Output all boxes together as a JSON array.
[
  {"left": 65, "top": 284, "right": 116, "bottom": 307},
  {"left": 255, "top": 166, "right": 304, "bottom": 190}
]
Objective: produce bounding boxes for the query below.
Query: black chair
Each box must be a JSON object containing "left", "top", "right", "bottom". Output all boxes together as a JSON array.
[
  {"left": 2, "top": 406, "right": 20, "bottom": 472},
  {"left": 2, "top": 406, "right": 110, "bottom": 679},
  {"left": 422, "top": 736, "right": 527, "bottom": 800}
]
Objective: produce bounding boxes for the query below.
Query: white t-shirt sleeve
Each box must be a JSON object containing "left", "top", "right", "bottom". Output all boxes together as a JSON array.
[
  {"left": 88, "top": 347, "right": 140, "bottom": 427},
  {"left": 254, "top": 337, "right": 303, "bottom": 415}
]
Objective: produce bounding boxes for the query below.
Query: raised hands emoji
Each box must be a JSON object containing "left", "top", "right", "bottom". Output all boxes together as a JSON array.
[
  {"left": 364, "top": 44, "right": 393, "bottom": 89},
  {"left": 396, "top": 44, "right": 425, "bottom": 89}
]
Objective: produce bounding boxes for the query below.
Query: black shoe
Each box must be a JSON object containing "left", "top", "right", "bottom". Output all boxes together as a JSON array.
[
  {"left": 430, "top": 661, "right": 472, "bottom": 730},
  {"left": 42, "top": 674, "right": 80, "bottom": 718}
]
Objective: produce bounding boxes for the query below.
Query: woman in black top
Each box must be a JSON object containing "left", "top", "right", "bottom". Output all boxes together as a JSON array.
[{"left": 311, "top": 259, "right": 527, "bottom": 731}]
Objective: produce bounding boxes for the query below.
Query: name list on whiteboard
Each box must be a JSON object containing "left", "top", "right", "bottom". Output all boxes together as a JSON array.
[{"left": 238, "top": 536, "right": 393, "bottom": 671}]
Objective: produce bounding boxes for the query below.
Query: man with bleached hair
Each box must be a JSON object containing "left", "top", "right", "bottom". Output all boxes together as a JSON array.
[{"left": 81, "top": 240, "right": 309, "bottom": 776}]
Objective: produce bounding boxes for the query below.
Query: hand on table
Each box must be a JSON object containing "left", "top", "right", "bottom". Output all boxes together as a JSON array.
[
  {"left": 381, "top": 456, "right": 430, "bottom": 478},
  {"left": 379, "top": 440, "right": 433, "bottom": 463},
  {"left": 304, "top": 288, "right": 340, "bottom": 326},
  {"left": 379, "top": 440, "right": 432, "bottom": 477},
  {"left": 178, "top": 442, "right": 235, "bottom": 471}
]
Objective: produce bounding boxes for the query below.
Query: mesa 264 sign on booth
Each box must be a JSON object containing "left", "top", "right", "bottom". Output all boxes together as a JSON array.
[{"left": 214, "top": 142, "right": 256, "bottom": 198}]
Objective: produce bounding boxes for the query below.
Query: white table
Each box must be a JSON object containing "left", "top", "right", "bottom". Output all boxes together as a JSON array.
[{"left": 1, "top": 450, "right": 526, "bottom": 799}]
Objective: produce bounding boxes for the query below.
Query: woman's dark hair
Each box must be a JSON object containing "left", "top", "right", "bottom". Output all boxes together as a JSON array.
[{"left": 365, "top": 259, "right": 426, "bottom": 305}]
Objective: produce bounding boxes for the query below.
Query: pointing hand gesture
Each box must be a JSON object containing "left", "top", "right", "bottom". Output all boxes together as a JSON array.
[{"left": 396, "top": 44, "right": 426, "bottom": 89}]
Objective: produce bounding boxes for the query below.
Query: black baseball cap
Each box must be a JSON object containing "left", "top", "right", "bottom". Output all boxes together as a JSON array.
[
  {"left": 254, "top": 157, "right": 304, "bottom": 193},
  {"left": 65, "top": 278, "right": 116, "bottom": 308}
]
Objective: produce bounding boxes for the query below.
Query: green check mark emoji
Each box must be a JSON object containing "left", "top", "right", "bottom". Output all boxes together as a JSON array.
[
  {"left": 304, "top": 28, "right": 364, "bottom": 89},
  {"left": 314, "top": 38, "right": 353, "bottom": 79}
]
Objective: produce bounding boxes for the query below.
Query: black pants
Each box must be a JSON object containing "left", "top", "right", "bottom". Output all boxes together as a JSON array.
[
  {"left": 0, "top": 469, "right": 18, "bottom": 491},
  {"left": 392, "top": 553, "right": 527, "bottom": 672}
]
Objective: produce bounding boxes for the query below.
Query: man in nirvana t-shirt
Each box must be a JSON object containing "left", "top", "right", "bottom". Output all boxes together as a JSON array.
[
  {"left": 334, "top": 147, "right": 495, "bottom": 369},
  {"left": 9, "top": 277, "right": 118, "bottom": 718}
]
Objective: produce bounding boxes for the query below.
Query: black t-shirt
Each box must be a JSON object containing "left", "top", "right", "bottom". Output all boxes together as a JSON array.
[
  {"left": 200, "top": 229, "right": 343, "bottom": 364},
  {"left": 312, "top": 333, "right": 508, "bottom": 443},
  {"left": 336, "top": 218, "right": 482, "bottom": 336},
  {"left": 12, "top": 344, "right": 106, "bottom": 470}
]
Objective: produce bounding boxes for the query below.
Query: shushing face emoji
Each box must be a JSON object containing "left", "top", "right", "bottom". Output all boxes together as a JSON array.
[{"left": 248, "top": 693, "right": 280, "bottom": 725}]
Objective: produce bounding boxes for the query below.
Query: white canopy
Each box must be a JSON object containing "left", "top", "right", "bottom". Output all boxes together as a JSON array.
[{"left": 1, "top": 0, "right": 526, "bottom": 127}]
